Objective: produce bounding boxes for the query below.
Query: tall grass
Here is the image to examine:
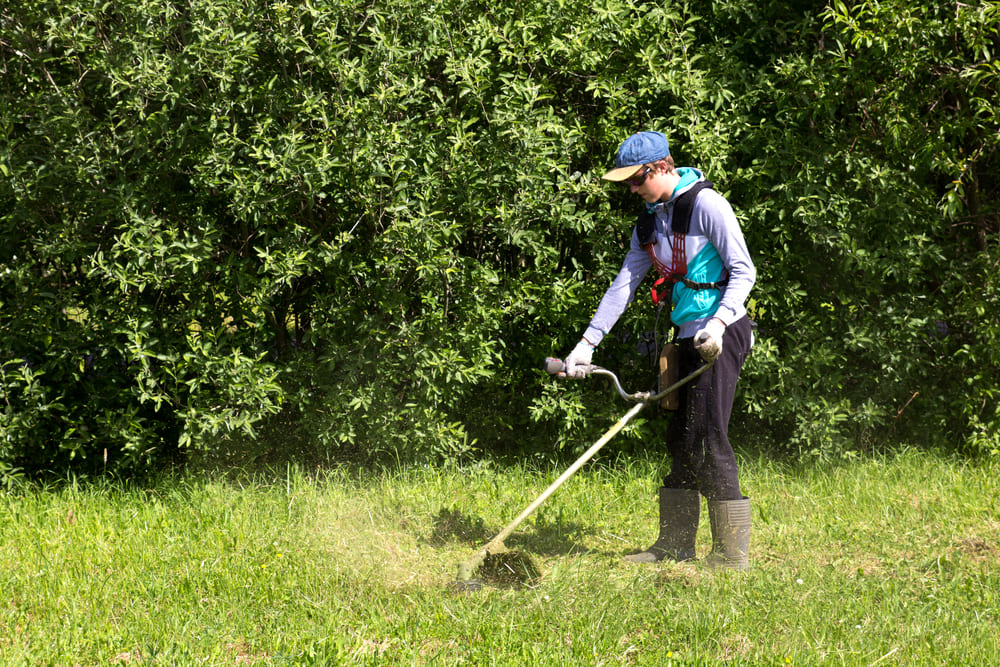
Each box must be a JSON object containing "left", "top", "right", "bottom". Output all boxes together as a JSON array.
[{"left": 1, "top": 449, "right": 997, "bottom": 665}]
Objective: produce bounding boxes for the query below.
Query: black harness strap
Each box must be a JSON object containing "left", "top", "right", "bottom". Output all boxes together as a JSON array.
[
  {"left": 680, "top": 276, "right": 728, "bottom": 291},
  {"left": 636, "top": 209, "right": 656, "bottom": 247},
  {"left": 671, "top": 180, "right": 714, "bottom": 236}
]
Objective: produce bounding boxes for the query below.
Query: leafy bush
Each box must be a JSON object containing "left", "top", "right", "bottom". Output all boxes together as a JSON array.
[
  {"left": 1, "top": 0, "right": 997, "bottom": 478},
  {"left": 728, "top": 0, "right": 1000, "bottom": 458}
]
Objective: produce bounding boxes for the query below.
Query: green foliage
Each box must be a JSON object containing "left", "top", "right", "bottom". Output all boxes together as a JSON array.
[
  {"left": 1, "top": 0, "right": 998, "bottom": 476},
  {"left": 726, "top": 0, "right": 1000, "bottom": 459}
]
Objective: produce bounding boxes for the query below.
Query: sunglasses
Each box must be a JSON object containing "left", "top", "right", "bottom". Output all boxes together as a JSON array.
[{"left": 624, "top": 166, "right": 653, "bottom": 187}]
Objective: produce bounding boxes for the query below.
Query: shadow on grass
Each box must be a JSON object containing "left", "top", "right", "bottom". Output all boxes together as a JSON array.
[{"left": 426, "top": 506, "right": 597, "bottom": 558}]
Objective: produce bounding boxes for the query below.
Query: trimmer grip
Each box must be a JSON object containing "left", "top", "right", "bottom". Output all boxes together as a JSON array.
[
  {"left": 543, "top": 357, "right": 596, "bottom": 377},
  {"left": 544, "top": 357, "right": 566, "bottom": 375}
]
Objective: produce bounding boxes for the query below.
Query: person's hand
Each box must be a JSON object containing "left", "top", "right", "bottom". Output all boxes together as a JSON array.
[
  {"left": 564, "top": 339, "right": 595, "bottom": 378},
  {"left": 694, "top": 318, "right": 726, "bottom": 363}
]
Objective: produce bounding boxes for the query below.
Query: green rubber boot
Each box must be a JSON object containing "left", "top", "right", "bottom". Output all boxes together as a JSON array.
[
  {"left": 704, "top": 497, "right": 751, "bottom": 571},
  {"left": 624, "top": 488, "right": 700, "bottom": 563}
]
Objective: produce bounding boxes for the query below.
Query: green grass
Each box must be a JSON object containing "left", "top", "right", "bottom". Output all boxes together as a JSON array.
[{"left": 1, "top": 449, "right": 998, "bottom": 665}]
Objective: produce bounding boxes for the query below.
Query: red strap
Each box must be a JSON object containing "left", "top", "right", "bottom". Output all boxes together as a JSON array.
[
  {"left": 669, "top": 233, "right": 686, "bottom": 277},
  {"left": 643, "top": 243, "right": 671, "bottom": 277},
  {"left": 644, "top": 232, "right": 688, "bottom": 306},
  {"left": 651, "top": 276, "right": 670, "bottom": 305}
]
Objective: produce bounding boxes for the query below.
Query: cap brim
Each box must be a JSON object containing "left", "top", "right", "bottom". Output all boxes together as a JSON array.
[{"left": 602, "top": 164, "right": 643, "bottom": 181}]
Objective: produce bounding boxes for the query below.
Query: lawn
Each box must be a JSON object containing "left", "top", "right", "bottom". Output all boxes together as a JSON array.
[{"left": 1, "top": 448, "right": 997, "bottom": 665}]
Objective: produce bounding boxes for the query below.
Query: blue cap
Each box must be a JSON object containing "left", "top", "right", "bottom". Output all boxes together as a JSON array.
[{"left": 602, "top": 131, "right": 671, "bottom": 181}]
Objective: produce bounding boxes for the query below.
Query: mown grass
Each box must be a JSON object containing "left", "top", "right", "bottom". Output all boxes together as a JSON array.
[{"left": 1, "top": 448, "right": 998, "bottom": 665}]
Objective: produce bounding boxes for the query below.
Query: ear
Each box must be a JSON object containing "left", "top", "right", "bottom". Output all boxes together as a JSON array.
[{"left": 653, "top": 159, "right": 673, "bottom": 174}]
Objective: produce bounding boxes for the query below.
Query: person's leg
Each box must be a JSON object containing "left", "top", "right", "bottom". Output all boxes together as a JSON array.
[
  {"left": 659, "top": 316, "right": 754, "bottom": 568},
  {"left": 705, "top": 497, "right": 751, "bottom": 570},
  {"left": 623, "top": 487, "right": 700, "bottom": 563},
  {"left": 661, "top": 316, "right": 752, "bottom": 498},
  {"left": 694, "top": 315, "right": 753, "bottom": 500}
]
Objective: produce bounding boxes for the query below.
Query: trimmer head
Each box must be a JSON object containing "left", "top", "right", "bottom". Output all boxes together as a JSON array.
[
  {"left": 452, "top": 545, "right": 541, "bottom": 591},
  {"left": 479, "top": 550, "right": 541, "bottom": 587}
]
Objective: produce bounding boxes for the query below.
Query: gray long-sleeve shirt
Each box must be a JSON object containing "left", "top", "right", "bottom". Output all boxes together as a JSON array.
[{"left": 583, "top": 171, "right": 756, "bottom": 345}]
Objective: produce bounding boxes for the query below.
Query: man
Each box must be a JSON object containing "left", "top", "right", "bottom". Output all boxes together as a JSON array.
[{"left": 563, "top": 131, "right": 756, "bottom": 569}]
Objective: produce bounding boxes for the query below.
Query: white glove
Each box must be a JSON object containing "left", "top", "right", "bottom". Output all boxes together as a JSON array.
[
  {"left": 564, "top": 339, "right": 595, "bottom": 378},
  {"left": 694, "top": 318, "right": 726, "bottom": 363}
]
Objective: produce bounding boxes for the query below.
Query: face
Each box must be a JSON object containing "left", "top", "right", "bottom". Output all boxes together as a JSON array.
[{"left": 627, "top": 162, "right": 679, "bottom": 203}]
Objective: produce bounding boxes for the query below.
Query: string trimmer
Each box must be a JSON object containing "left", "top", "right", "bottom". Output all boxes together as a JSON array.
[{"left": 452, "top": 357, "right": 714, "bottom": 591}]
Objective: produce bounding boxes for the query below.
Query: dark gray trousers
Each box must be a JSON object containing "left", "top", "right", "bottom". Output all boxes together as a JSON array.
[{"left": 661, "top": 315, "right": 753, "bottom": 500}]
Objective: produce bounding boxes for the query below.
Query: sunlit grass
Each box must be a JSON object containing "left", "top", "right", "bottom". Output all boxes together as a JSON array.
[{"left": 1, "top": 449, "right": 998, "bottom": 664}]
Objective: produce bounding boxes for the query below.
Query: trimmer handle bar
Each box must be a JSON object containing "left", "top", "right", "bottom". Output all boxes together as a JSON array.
[{"left": 543, "top": 356, "right": 713, "bottom": 405}]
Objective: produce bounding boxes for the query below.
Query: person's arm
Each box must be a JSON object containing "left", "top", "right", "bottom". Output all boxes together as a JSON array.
[
  {"left": 564, "top": 231, "right": 653, "bottom": 377},
  {"left": 691, "top": 190, "right": 755, "bottom": 361},
  {"left": 582, "top": 236, "right": 654, "bottom": 347},
  {"left": 695, "top": 191, "right": 755, "bottom": 326}
]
